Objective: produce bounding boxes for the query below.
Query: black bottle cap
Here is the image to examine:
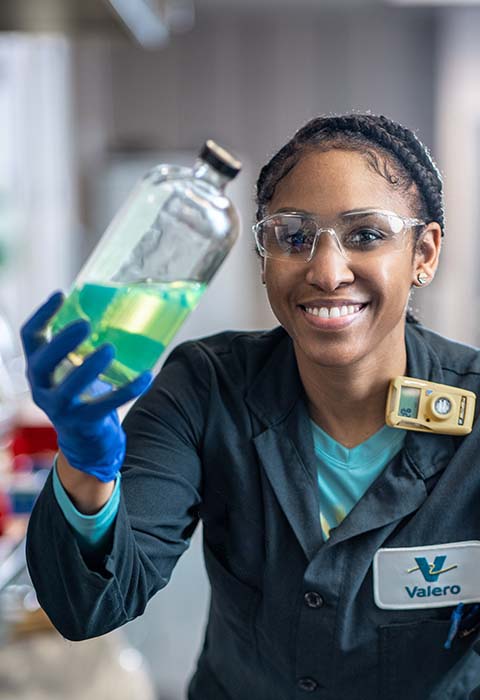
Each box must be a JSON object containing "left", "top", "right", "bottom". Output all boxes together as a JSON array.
[{"left": 199, "top": 140, "right": 242, "bottom": 179}]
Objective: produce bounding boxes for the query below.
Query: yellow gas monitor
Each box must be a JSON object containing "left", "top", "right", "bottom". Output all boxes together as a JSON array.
[{"left": 386, "top": 376, "right": 476, "bottom": 435}]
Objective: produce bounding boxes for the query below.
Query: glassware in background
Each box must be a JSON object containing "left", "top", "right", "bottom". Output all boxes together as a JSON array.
[{"left": 48, "top": 140, "right": 242, "bottom": 390}]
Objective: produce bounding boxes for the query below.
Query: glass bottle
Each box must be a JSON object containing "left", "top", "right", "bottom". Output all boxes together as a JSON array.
[{"left": 49, "top": 140, "right": 241, "bottom": 390}]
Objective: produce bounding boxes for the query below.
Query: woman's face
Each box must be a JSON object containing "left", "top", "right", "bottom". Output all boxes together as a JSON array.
[{"left": 262, "top": 148, "right": 438, "bottom": 369}]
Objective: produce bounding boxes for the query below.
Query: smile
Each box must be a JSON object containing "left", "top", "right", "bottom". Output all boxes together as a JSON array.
[{"left": 299, "top": 302, "right": 368, "bottom": 329}]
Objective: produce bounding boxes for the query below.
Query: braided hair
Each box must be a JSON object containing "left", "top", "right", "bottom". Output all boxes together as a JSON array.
[
  {"left": 256, "top": 113, "right": 444, "bottom": 235},
  {"left": 255, "top": 113, "right": 444, "bottom": 323}
]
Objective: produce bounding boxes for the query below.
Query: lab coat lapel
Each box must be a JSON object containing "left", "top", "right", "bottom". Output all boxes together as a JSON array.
[
  {"left": 253, "top": 404, "right": 324, "bottom": 562},
  {"left": 246, "top": 329, "right": 323, "bottom": 561},
  {"left": 324, "top": 449, "right": 427, "bottom": 545}
]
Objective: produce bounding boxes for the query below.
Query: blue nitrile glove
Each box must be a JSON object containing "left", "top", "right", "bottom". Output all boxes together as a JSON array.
[{"left": 20, "top": 291, "right": 153, "bottom": 483}]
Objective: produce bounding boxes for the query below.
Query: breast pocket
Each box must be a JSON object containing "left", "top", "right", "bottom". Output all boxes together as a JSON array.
[
  {"left": 203, "top": 541, "right": 260, "bottom": 646},
  {"left": 379, "top": 619, "right": 479, "bottom": 700}
]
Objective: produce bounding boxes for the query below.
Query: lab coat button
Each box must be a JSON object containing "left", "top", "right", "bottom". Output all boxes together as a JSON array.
[
  {"left": 297, "top": 677, "right": 318, "bottom": 692},
  {"left": 304, "top": 591, "right": 324, "bottom": 608}
]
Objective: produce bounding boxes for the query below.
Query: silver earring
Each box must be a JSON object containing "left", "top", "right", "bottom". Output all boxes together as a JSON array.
[{"left": 417, "top": 272, "right": 429, "bottom": 286}]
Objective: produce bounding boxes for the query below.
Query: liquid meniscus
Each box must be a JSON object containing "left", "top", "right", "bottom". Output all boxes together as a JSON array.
[{"left": 50, "top": 280, "right": 206, "bottom": 387}]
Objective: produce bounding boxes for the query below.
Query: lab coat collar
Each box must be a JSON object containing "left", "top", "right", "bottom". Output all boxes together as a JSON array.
[{"left": 247, "top": 323, "right": 457, "bottom": 556}]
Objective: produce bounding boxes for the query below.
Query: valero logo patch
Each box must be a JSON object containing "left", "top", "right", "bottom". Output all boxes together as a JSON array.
[{"left": 373, "top": 541, "right": 480, "bottom": 610}]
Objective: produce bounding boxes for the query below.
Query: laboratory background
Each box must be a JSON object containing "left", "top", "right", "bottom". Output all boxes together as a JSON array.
[{"left": 0, "top": 0, "right": 478, "bottom": 697}]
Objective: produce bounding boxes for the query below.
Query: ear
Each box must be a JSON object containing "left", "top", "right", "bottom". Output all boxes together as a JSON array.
[{"left": 413, "top": 222, "right": 442, "bottom": 287}]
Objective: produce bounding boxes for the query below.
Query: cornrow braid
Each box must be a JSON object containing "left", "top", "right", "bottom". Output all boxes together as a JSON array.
[{"left": 255, "top": 113, "right": 445, "bottom": 236}]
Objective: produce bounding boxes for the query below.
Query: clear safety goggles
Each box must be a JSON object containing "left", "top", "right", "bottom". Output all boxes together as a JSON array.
[{"left": 253, "top": 209, "right": 426, "bottom": 263}]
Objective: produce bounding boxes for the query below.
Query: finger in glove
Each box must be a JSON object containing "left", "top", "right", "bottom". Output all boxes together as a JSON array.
[
  {"left": 27, "top": 319, "right": 91, "bottom": 388},
  {"left": 20, "top": 290, "right": 65, "bottom": 356},
  {"left": 81, "top": 371, "right": 153, "bottom": 420},
  {"left": 56, "top": 343, "right": 116, "bottom": 401}
]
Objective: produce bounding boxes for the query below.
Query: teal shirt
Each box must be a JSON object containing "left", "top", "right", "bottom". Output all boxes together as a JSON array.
[
  {"left": 311, "top": 420, "right": 406, "bottom": 540},
  {"left": 53, "top": 423, "right": 406, "bottom": 549}
]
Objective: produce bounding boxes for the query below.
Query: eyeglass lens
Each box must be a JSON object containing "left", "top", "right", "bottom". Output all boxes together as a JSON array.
[{"left": 257, "top": 212, "right": 416, "bottom": 261}]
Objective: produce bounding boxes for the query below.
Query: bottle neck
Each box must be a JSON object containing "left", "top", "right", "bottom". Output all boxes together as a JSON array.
[{"left": 193, "top": 160, "right": 231, "bottom": 190}]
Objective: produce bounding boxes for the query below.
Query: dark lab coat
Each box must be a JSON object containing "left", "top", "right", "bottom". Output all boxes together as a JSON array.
[{"left": 26, "top": 321, "right": 480, "bottom": 699}]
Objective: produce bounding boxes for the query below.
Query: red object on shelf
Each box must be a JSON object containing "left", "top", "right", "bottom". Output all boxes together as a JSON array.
[
  {"left": 10, "top": 425, "right": 58, "bottom": 463},
  {"left": 0, "top": 489, "right": 12, "bottom": 535}
]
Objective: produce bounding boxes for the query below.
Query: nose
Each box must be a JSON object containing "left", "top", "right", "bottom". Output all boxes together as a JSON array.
[{"left": 305, "top": 230, "right": 354, "bottom": 290}]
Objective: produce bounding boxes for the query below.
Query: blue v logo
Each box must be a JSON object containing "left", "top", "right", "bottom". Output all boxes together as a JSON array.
[{"left": 407, "top": 556, "right": 457, "bottom": 582}]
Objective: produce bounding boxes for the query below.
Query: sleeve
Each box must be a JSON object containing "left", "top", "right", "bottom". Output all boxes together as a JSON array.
[
  {"left": 52, "top": 455, "right": 121, "bottom": 553},
  {"left": 25, "top": 340, "right": 208, "bottom": 641}
]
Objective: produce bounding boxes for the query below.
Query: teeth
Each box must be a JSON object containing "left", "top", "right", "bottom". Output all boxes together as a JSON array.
[{"left": 304, "top": 304, "right": 363, "bottom": 319}]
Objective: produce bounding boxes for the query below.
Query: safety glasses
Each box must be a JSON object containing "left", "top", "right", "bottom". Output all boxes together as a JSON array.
[{"left": 253, "top": 209, "right": 426, "bottom": 263}]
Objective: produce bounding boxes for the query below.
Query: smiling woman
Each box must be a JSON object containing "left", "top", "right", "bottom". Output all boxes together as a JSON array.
[
  {"left": 23, "top": 113, "right": 480, "bottom": 700},
  {"left": 254, "top": 115, "right": 443, "bottom": 447}
]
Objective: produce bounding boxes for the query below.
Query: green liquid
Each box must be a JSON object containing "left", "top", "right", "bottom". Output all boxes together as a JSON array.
[{"left": 50, "top": 280, "right": 206, "bottom": 387}]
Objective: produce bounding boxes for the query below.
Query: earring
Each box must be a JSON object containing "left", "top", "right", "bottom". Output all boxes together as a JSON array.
[{"left": 417, "top": 272, "right": 429, "bottom": 286}]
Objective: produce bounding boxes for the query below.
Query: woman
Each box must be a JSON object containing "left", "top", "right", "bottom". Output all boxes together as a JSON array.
[{"left": 22, "top": 114, "right": 480, "bottom": 699}]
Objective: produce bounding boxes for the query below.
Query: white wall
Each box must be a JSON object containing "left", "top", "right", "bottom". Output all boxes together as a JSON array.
[
  {"left": 432, "top": 7, "right": 480, "bottom": 345},
  {"left": 0, "top": 35, "right": 78, "bottom": 331}
]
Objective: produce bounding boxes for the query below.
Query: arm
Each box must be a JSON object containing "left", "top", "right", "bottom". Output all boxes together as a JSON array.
[
  {"left": 56, "top": 450, "right": 116, "bottom": 514},
  {"left": 26, "top": 340, "right": 207, "bottom": 640},
  {"left": 52, "top": 456, "right": 121, "bottom": 557}
]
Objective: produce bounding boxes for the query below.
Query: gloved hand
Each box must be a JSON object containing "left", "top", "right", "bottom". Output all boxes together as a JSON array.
[{"left": 20, "top": 291, "right": 153, "bottom": 482}]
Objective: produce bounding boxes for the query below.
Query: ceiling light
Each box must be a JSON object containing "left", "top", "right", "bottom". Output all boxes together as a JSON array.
[{"left": 106, "top": 0, "right": 169, "bottom": 48}]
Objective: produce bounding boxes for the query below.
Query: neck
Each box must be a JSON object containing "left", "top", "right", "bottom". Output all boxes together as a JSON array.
[{"left": 295, "top": 327, "right": 407, "bottom": 448}]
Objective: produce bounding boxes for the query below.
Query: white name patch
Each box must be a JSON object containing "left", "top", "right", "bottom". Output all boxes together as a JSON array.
[{"left": 373, "top": 541, "right": 480, "bottom": 610}]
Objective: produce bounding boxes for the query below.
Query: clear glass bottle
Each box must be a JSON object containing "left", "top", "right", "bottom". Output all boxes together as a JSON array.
[{"left": 49, "top": 140, "right": 241, "bottom": 390}]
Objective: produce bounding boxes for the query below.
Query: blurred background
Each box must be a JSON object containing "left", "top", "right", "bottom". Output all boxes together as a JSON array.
[{"left": 0, "top": 0, "right": 479, "bottom": 697}]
